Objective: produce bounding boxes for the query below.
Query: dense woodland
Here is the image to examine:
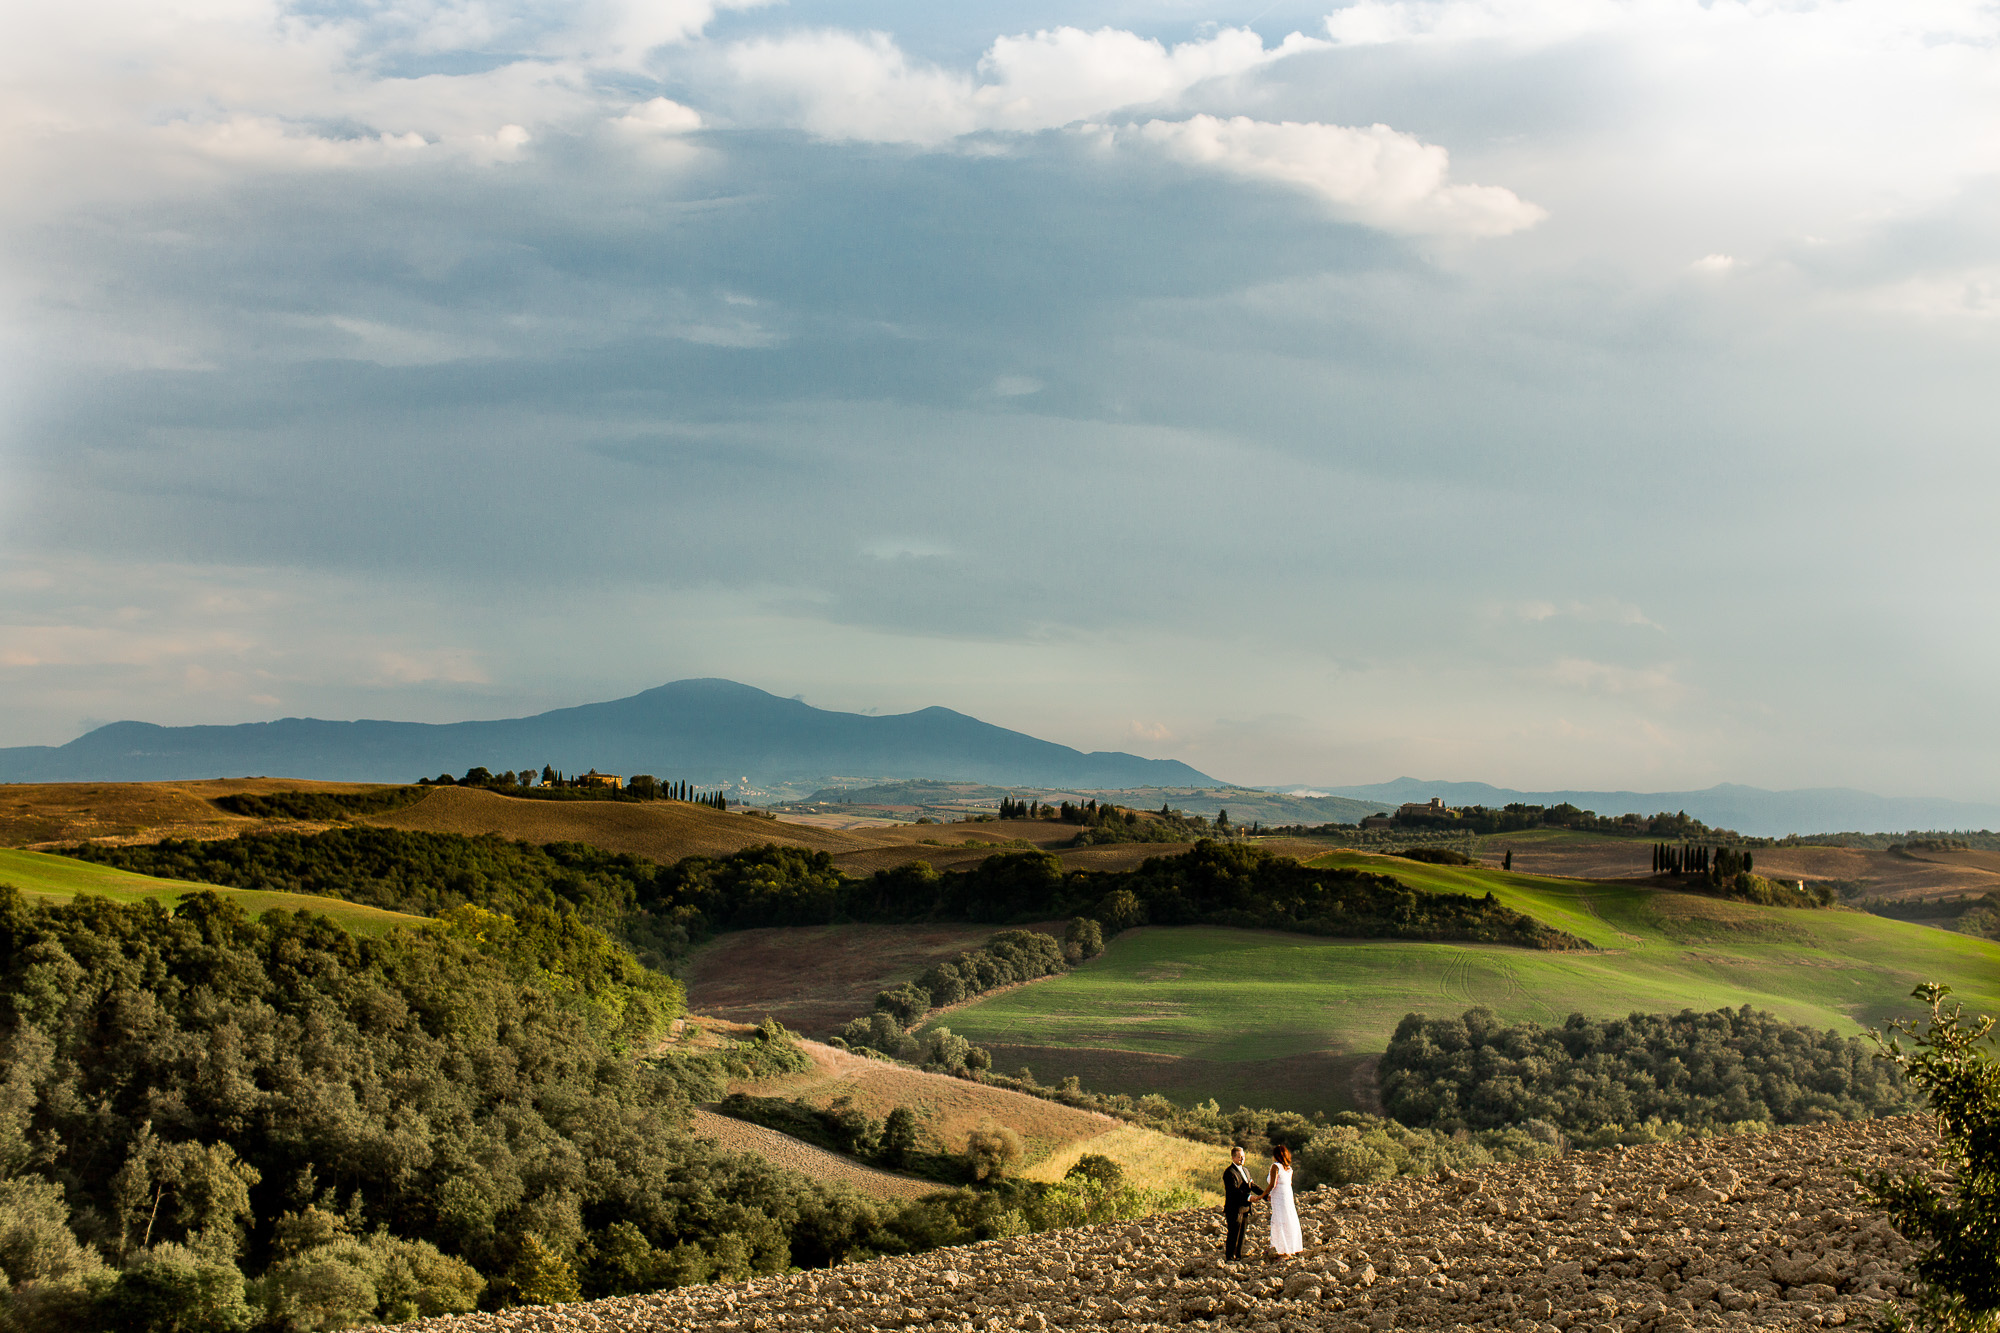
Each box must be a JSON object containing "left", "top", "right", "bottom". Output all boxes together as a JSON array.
[
  {"left": 66, "top": 834, "right": 1585, "bottom": 962},
  {"left": 0, "top": 891, "right": 1169, "bottom": 1330},
  {"left": 1379, "top": 1005, "right": 1910, "bottom": 1138}
]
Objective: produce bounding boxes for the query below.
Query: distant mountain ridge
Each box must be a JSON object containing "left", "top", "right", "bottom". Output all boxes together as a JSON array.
[
  {"left": 1313, "top": 777, "right": 2000, "bottom": 838},
  {"left": 0, "top": 679, "right": 1216, "bottom": 789}
]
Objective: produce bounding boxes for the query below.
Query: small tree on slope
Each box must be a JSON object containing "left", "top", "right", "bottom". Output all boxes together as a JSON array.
[{"left": 1864, "top": 983, "right": 2000, "bottom": 1333}]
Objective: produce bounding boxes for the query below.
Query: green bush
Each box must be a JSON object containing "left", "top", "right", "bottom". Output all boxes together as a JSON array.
[
  {"left": 1394, "top": 847, "right": 1475, "bottom": 866},
  {"left": 1862, "top": 984, "right": 2000, "bottom": 1333},
  {"left": 964, "top": 1122, "right": 1024, "bottom": 1184}
]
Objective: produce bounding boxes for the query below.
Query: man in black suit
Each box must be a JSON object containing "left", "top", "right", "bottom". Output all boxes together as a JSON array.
[{"left": 1222, "top": 1146, "right": 1261, "bottom": 1260}]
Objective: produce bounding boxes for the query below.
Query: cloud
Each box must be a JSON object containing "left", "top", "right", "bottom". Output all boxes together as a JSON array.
[
  {"left": 1545, "top": 657, "right": 1687, "bottom": 706},
  {"left": 717, "top": 25, "right": 1324, "bottom": 145},
  {"left": 1125, "top": 115, "right": 1545, "bottom": 237},
  {"left": 616, "top": 97, "right": 704, "bottom": 134},
  {"left": 720, "top": 30, "right": 979, "bottom": 144}
]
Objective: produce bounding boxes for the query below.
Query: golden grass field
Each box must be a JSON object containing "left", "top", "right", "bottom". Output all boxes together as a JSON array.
[
  {"left": 1469, "top": 828, "right": 2000, "bottom": 903},
  {"left": 718, "top": 1034, "right": 1221, "bottom": 1201},
  {"left": 0, "top": 777, "right": 389, "bottom": 847},
  {"left": 0, "top": 780, "right": 1346, "bottom": 889}
]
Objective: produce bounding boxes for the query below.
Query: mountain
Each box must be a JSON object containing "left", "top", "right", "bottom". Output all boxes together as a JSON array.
[
  {"left": 0, "top": 679, "right": 1216, "bottom": 789},
  {"left": 1313, "top": 777, "right": 2000, "bottom": 838}
]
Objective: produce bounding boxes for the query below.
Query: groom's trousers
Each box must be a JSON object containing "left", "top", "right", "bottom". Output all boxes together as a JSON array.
[{"left": 1224, "top": 1204, "right": 1252, "bottom": 1260}]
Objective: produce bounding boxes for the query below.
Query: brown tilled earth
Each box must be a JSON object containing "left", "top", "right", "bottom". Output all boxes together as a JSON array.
[
  {"left": 1475, "top": 838, "right": 2000, "bottom": 904},
  {"left": 683, "top": 924, "right": 1030, "bottom": 1036},
  {"left": 393, "top": 1116, "right": 1932, "bottom": 1333},
  {"left": 971, "top": 1046, "right": 1384, "bottom": 1120},
  {"left": 689, "top": 1109, "right": 938, "bottom": 1202}
]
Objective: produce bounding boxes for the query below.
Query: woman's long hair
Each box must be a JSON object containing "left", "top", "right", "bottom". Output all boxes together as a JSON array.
[{"left": 1273, "top": 1144, "right": 1293, "bottom": 1168}]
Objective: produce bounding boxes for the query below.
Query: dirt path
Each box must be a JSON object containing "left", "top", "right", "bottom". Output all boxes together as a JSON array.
[
  {"left": 688, "top": 1108, "right": 941, "bottom": 1201},
  {"left": 1345, "top": 1054, "right": 1382, "bottom": 1116}
]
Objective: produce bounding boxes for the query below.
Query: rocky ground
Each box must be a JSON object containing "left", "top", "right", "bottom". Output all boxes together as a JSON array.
[{"left": 396, "top": 1117, "right": 1934, "bottom": 1333}]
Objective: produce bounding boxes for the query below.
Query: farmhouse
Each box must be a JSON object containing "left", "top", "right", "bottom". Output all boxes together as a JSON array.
[
  {"left": 578, "top": 770, "right": 623, "bottom": 790},
  {"left": 1398, "top": 797, "right": 1449, "bottom": 818}
]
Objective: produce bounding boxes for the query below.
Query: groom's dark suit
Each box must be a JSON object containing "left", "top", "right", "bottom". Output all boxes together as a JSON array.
[{"left": 1221, "top": 1161, "right": 1258, "bottom": 1260}]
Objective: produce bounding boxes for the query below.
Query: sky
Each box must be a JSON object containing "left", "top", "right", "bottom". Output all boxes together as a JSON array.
[{"left": 3, "top": 0, "right": 1999, "bottom": 797}]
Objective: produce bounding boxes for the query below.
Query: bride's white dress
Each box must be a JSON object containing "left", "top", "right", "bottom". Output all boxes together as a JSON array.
[{"left": 1267, "top": 1165, "right": 1302, "bottom": 1255}]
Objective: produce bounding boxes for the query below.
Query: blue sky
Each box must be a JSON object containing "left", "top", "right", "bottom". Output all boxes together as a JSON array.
[{"left": 2, "top": 0, "right": 1998, "bottom": 796}]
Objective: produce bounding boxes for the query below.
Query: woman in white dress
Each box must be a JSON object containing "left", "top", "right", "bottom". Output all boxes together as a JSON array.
[{"left": 1262, "top": 1144, "right": 1303, "bottom": 1256}]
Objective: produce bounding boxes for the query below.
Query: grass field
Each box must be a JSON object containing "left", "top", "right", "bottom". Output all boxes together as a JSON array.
[
  {"left": 0, "top": 847, "right": 424, "bottom": 937},
  {"left": 930, "top": 854, "right": 2000, "bottom": 1116},
  {"left": 722, "top": 1036, "right": 1223, "bottom": 1200}
]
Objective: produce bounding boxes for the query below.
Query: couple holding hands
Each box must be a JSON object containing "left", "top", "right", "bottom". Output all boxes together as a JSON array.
[{"left": 1221, "top": 1144, "right": 1302, "bottom": 1261}]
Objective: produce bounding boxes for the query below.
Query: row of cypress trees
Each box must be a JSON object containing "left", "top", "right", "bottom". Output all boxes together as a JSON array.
[{"left": 1653, "top": 843, "right": 1753, "bottom": 876}]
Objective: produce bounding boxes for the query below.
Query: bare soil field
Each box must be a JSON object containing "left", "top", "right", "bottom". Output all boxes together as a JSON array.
[
  {"left": 974, "top": 1044, "right": 1383, "bottom": 1118},
  {"left": 682, "top": 923, "right": 1019, "bottom": 1035},
  {"left": 1472, "top": 834, "right": 2000, "bottom": 903},
  {"left": 687, "top": 1108, "right": 939, "bottom": 1202},
  {"left": 0, "top": 777, "right": 381, "bottom": 847}
]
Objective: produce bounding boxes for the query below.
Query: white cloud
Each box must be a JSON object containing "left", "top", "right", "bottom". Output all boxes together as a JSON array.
[
  {"left": 1128, "top": 115, "right": 1544, "bottom": 237},
  {"left": 718, "top": 25, "right": 1324, "bottom": 145},
  {"left": 973, "top": 26, "right": 1325, "bottom": 132},
  {"left": 617, "top": 96, "right": 704, "bottom": 134},
  {"left": 721, "top": 30, "right": 979, "bottom": 144}
]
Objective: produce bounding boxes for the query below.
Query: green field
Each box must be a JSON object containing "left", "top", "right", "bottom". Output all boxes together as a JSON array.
[
  {"left": 931, "top": 854, "right": 2000, "bottom": 1115},
  {"left": 0, "top": 847, "right": 424, "bottom": 937}
]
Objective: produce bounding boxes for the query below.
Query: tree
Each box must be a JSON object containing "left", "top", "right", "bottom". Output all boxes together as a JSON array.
[
  {"left": 879, "top": 1108, "right": 920, "bottom": 1167},
  {"left": 964, "top": 1121, "right": 1024, "bottom": 1183},
  {"left": 1064, "top": 917, "right": 1104, "bottom": 963},
  {"left": 512, "top": 1234, "right": 580, "bottom": 1306},
  {"left": 1862, "top": 984, "right": 2000, "bottom": 1333}
]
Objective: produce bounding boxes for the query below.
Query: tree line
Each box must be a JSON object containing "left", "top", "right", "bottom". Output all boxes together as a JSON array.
[
  {"left": 414, "top": 770, "right": 729, "bottom": 808},
  {"left": 63, "top": 835, "right": 1589, "bottom": 974},
  {"left": 835, "top": 928, "right": 1079, "bottom": 1064},
  {"left": 1379, "top": 1004, "right": 1910, "bottom": 1139}
]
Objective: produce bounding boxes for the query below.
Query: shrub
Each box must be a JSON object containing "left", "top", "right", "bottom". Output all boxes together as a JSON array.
[
  {"left": 964, "top": 1122, "right": 1024, "bottom": 1184},
  {"left": 1064, "top": 917, "right": 1104, "bottom": 963},
  {"left": 1862, "top": 984, "right": 2000, "bottom": 1333},
  {"left": 1065, "top": 1154, "right": 1124, "bottom": 1188},
  {"left": 1395, "top": 847, "right": 1474, "bottom": 866}
]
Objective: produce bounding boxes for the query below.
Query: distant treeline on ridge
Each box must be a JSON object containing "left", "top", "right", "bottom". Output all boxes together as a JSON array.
[{"left": 61, "top": 833, "right": 1587, "bottom": 969}]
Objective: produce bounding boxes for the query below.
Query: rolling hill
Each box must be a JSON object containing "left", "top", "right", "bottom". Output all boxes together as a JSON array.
[
  {"left": 0, "top": 678, "right": 1216, "bottom": 789},
  {"left": 921, "top": 851, "right": 2000, "bottom": 1115},
  {"left": 0, "top": 846, "right": 423, "bottom": 936},
  {"left": 1317, "top": 777, "right": 2000, "bottom": 837}
]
